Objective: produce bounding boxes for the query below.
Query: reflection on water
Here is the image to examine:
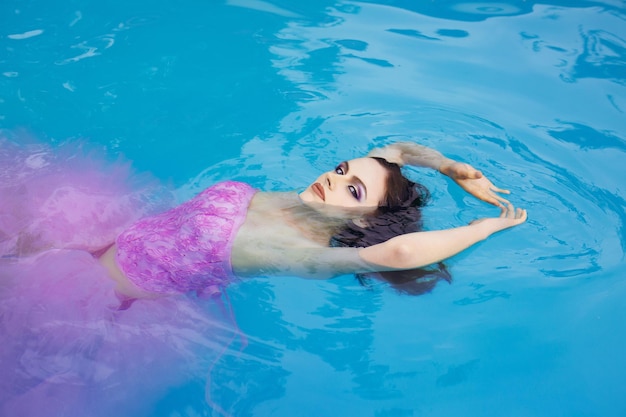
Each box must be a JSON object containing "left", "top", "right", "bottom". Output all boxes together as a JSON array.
[
  {"left": 546, "top": 121, "right": 626, "bottom": 151},
  {"left": 573, "top": 28, "right": 626, "bottom": 85}
]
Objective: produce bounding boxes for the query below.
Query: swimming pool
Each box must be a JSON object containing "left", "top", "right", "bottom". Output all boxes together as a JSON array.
[{"left": 2, "top": 0, "right": 625, "bottom": 416}]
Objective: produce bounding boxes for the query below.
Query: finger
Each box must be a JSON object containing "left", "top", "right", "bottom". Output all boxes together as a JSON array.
[
  {"left": 481, "top": 194, "right": 503, "bottom": 208},
  {"left": 492, "top": 199, "right": 506, "bottom": 209},
  {"left": 505, "top": 203, "right": 515, "bottom": 218},
  {"left": 517, "top": 208, "right": 528, "bottom": 221},
  {"left": 485, "top": 192, "right": 509, "bottom": 208},
  {"left": 472, "top": 170, "right": 483, "bottom": 179},
  {"left": 493, "top": 194, "right": 511, "bottom": 207},
  {"left": 490, "top": 197, "right": 507, "bottom": 208},
  {"left": 490, "top": 186, "right": 511, "bottom": 195}
]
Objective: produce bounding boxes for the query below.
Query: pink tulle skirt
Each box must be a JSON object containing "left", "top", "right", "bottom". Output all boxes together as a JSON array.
[
  {"left": 0, "top": 136, "right": 170, "bottom": 256},
  {"left": 0, "top": 136, "right": 238, "bottom": 415}
]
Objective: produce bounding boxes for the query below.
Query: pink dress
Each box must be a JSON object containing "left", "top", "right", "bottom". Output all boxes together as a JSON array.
[
  {"left": 116, "top": 181, "right": 257, "bottom": 296},
  {"left": 0, "top": 136, "right": 245, "bottom": 415}
]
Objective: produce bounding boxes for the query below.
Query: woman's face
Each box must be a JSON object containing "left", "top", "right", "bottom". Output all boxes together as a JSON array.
[{"left": 300, "top": 157, "right": 388, "bottom": 214}]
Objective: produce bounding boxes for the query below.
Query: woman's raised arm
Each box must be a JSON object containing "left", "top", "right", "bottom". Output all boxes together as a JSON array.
[
  {"left": 367, "top": 142, "right": 452, "bottom": 169},
  {"left": 358, "top": 204, "right": 527, "bottom": 270},
  {"left": 234, "top": 204, "right": 526, "bottom": 279},
  {"left": 368, "top": 142, "right": 511, "bottom": 207}
]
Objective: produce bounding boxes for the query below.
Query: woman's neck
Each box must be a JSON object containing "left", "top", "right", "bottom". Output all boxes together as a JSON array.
[{"left": 253, "top": 191, "right": 349, "bottom": 246}]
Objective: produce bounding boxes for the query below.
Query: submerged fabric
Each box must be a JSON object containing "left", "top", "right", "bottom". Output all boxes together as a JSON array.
[
  {"left": 116, "top": 181, "right": 257, "bottom": 295},
  {"left": 0, "top": 137, "right": 169, "bottom": 257},
  {"left": 0, "top": 138, "right": 241, "bottom": 415},
  {"left": 0, "top": 250, "right": 237, "bottom": 416}
]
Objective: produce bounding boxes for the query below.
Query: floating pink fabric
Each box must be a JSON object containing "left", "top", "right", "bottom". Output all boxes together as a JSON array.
[
  {"left": 0, "top": 136, "right": 242, "bottom": 415},
  {"left": 0, "top": 249, "right": 238, "bottom": 416},
  {"left": 0, "top": 137, "right": 169, "bottom": 256}
]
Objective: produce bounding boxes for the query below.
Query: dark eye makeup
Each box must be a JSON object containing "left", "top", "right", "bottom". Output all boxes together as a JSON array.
[
  {"left": 334, "top": 162, "right": 346, "bottom": 175},
  {"left": 348, "top": 185, "right": 361, "bottom": 200},
  {"left": 333, "top": 161, "right": 364, "bottom": 201}
]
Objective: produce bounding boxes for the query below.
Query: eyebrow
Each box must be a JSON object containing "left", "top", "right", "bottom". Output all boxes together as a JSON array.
[{"left": 344, "top": 161, "right": 367, "bottom": 200}]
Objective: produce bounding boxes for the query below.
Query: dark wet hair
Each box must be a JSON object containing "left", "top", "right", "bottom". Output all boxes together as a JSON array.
[{"left": 330, "top": 157, "right": 451, "bottom": 295}]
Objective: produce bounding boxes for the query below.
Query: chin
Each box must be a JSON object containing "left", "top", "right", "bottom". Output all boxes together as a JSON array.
[{"left": 299, "top": 188, "right": 316, "bottom": 204}]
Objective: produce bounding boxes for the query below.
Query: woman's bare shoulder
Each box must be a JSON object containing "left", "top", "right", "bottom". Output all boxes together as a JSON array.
[{"left": 232, "top": 191, "right": 368, "bottom": 278}]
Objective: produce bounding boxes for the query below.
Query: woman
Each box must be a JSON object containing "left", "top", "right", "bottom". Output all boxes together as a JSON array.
[
  {"left": 0, "top": 139, "right": 525, "bottom": 415},
  {"left": 96, "top": 141, "right": 526, "bottom": 298}
]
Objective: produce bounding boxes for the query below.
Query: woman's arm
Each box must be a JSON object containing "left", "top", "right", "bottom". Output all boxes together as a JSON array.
[
  {"left": 368, "top": 142, "right": 511, "bottom": 207},
  {"left": 358, "top": 204, "right": 527, "bottom": 270},
  {"left": 367, "top": 142, "right": 452, "bottom": 170},
  {"left": 233, "top": 205, "right": 526, "bottom": 279}
]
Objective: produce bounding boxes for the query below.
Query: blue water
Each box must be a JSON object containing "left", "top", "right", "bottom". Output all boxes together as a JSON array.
[{"left": 2, "top": 0, "right": 625, "bottom": 416}]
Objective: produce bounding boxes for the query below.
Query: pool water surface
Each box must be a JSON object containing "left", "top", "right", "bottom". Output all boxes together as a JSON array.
[{"left": 1, "top": 1, "right": 625, "bottom": 416}]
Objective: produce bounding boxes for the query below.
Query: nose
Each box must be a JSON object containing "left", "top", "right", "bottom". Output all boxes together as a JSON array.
[
  {"left": 326, "top": 171, "right": 344, "bottom": 190},
  {"left": 325, "top": 173, "right": 333, "bottom": 190}
]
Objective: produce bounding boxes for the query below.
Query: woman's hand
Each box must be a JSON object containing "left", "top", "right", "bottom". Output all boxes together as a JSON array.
[
  {"left": 369, "top": 142, "right": 514, "bottom": 207},
  {"left": 439, "top": 160, "right": 511, "bottom": 207},
  {"left": 470, "top": 203, "right": 528, "bottom": 233}
]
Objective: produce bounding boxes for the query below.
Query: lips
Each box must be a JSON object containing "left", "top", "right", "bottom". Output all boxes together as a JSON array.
[{"left": 312, "top": 182, "right": 325, "bottom": 201}]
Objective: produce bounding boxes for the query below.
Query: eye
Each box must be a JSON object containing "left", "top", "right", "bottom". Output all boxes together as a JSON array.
[
  {"left": 334, "top": 163, "right": 345, "bottom": 175},
  {"left": 348, "top": 185, "right": 361, "bottom": 201}
]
